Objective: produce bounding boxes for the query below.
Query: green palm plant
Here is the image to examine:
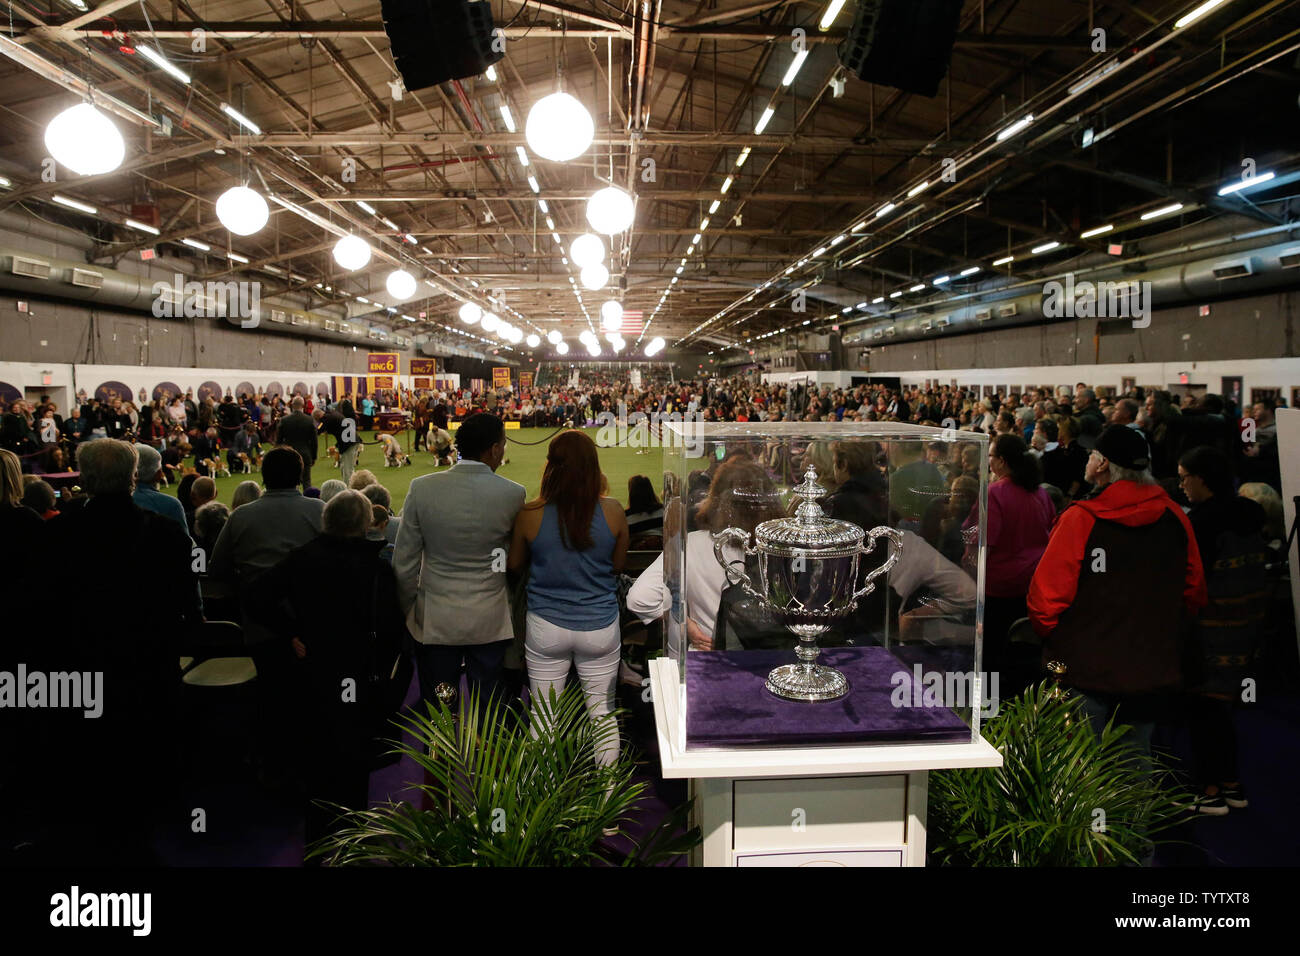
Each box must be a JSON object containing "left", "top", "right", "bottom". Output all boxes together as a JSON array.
[
  {"left": 928, "top": 682, "right": 1187, "bottom": 866},
  {"left": 309, "top": 684, "right": 699, "bottom": 866}
]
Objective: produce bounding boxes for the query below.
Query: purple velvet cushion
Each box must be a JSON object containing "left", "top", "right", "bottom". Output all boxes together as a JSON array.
[{"left": 684, "top": 646, "right": 971, "bottom": 749}]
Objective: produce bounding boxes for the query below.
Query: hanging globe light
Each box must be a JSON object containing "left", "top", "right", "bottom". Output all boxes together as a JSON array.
[
  {"left": 526, "top": 333, "right": 541, "bottom": 348},
  {"left": 610, "top": 335, "right": 626, "bottom": 352},
  {"left": 480, "top": 311, "right": 500, "bottom": 333},
  {"left": 586, "top": 340, "right": 601, "bottom": 357},
  {"left": 570, "top": 233, "right": 605, "bottom": 268},
  {"left": 600, "top": 300, "right": 623, "bottom": 332},
  {"left": 45, "top": 102, "right": 126, "bottom": 176},
  {"left": 556, "top": 340, "right": 569, "bottom": 355},
  {"left": 580, "top": 262, "right": 609, "bottom": 291},
  {"left": 215, "top": 185, "right": 269, "bottom": 236},
  {"left": 586, "top": 186, "right": 635, "bottom": 234},
  {"left": 645, "top": 336, "right": 666, "bottom": 356},
  {"left": 496, "top": 322, "right": 512, "bottom": 339},
  {"left": 524, "top": 92, "right": 595, "bottom": 162},
  {"left": 578, "top": 329, "right": 596, "bottom": 346},
  {"left": 459, "top": 302, "right": 482, "bottom": 324},
  {"left": 332, "top": 234, "right": 371, "bottom": 271},
  {"left": 507, "top": 326, "right": 524, "bottom": 344},
  {"left": 546, "top": 329, "right": 562, "bottom": 345},
  {"left": 385, "top": 269, "right": 416, "bottom": 300}
]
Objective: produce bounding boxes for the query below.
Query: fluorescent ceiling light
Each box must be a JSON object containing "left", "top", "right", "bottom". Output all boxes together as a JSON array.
[
  {"left": 993, "top": 255, "right": 1014, "bottom": 266},
  {"left": 819, "top": 0, "right": 847, "bottom": 30},
  {"left": 736, "top": 147, "right": 751, "bottom": 167},
  {"left": 182, "top": 238, "right": 210, "bottom": 251},
  {"left": 51, "top": 194, "right": 96, "bottom": 214},
  {"left": 538, "top": 199, "right": 549, "bottom": 214},
  {"left": 1068, "top": 60, "right": 1120, "bottom": 96},
  {"left": 124, "top": 218, "right": 159, "bottom": 235},
  {"left": 1032, "top": 241, "right": 1061, "bottom": 254},
  {"left": 889, "top": 290, "right": 903, "bottom": 298},
  {"left": 875, "top": 203, "right": 895, "bottom": 218},
  {"left": 686, "top": 245, "right": 695, "bottom": 254},
  {"left": 856, "top": 301, "right": 868, "bottom": 309},
  {"left": 545, "top": 216, "right": 556, "bottom": 229},
  {"left": 708, "top": 199, "right": 720, "bottom": 214},
  {"left": 516, "top": 146, "right": 530, "bottom": 167},
  {"left": 0, "top": 176, "right": 9, "bottom": 187},
  {"left": 851, "top": 221, "right": 866, "bottom": 231},
  {"left": 1080, "top": 224, "right": 1114, "bottom": 238},
  {"left": 227, "top": 252, "right": 249, "bottom": 263},
  {"left": 500, "top": 104, "right": 516, "bottom": 132},
  {"left": 1140, "top": 202, "right": 1184, "bottom": 220},
  {"left": 220, "top": 102, "right": 261, "bottom": 135},
  {"left": 675, "top": 266, "right": 683, "bottom": 275},
  {"left": 693, "top": 233, "right": 702, "bottom": 244},
  {"left": 960, "top": 266, "right": 981, "bottom": 276},
  {"left": 527, "top": 176, "right": 540, "bottom": 193},
  {"left": 813, "top": 247, "right": 827, "bottom": 257},
  {"left": 700, "top": 217, "right": 711, "bottom": 230},
  {"left": 909, "top": 284, "right": 925, "bottom": 292},
  {"left": 872, "top": 296, "right": 884, "bottom": 304},
  {"left": 1175, "top": 0, "right": 1227, "bottom": 29},
  {"left": 136, "top": 44, "right": 191, "bottom": 84},
  {"left": 933, "top": 275, "right": 950, "bottom": 285},
  {"left": 485, "top": 65, "right": 497, "bottom": 82},
  {"left": 996, "top": 115, "right": 1034, "bottom": 142},
  {"left": 403, "top": 234, "right": 417, "bottom": 243},
  {"left": 721, "top": 176, "right": 733, "bottom": 194},
  {"left": 380, "top": 217, "right": 399, "bottom": 230},
  {"left": 907, "top": 181, "right": 930, "bottom": 198},
  {"left": 830, "top": 234, "right": 845, "bottom": 246},
  {"left": 552, "top": 232, "right": 562, "bottom": 244},
  {"left": 754, "top": 107, "right": 775, "bottom": 134},
  {"left": 1218, "top": 171, "right": 1275, "bottom": 196},
  {"left": 355, "top": 200, "right": 376, "bottom": 215},
  {"left": 782, "top": 50, "right": 809, "bottom": 87}
]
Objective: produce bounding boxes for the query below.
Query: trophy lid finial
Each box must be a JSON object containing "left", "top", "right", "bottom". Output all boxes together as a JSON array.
[{"left": 792, "top": 464, "right": 829, "bottom": 525}]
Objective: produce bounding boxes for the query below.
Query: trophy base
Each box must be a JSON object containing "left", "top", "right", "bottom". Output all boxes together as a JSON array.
[{"left": 765, "top": 663, "right": 850, "bottom": 702}]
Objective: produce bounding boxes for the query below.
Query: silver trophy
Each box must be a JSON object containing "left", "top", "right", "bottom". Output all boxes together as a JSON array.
[{"left": 712, "top": 465, "right": 902, "bottom": 702}]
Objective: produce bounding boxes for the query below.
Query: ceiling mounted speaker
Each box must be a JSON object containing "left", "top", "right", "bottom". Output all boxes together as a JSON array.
[
  {"left": 380, "top": 0, "right": 504, "bottom": 93},
  {"left": 838, "top": 0, "right": 963, "bottom": 97}
]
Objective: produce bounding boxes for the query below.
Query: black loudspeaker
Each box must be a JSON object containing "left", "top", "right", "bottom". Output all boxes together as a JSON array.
[
  {"left": 380, "top": 0, "right": 504, "bottom": 93},
  {"left": 837, "top": 0, "right": 964, "bottom": 97}
]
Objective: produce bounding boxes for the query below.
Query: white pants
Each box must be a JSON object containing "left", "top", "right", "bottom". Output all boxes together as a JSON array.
[
  {"left": 339, "top": 443, "right": 361, "bottom": 484},
  {"left": 525, "top": 612, "right": 621, "bottom": 768}
]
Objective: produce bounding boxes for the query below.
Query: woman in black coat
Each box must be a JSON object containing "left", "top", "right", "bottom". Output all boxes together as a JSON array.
[{"left": 246, "top": 489, "right": 410, "bottom": 857}]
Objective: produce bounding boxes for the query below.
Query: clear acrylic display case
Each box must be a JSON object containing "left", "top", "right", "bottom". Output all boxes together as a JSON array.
[{"left": 659, "top": 421, "right": 988, "bottom": 751}]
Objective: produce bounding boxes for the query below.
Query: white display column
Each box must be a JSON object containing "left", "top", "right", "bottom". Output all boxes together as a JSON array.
[{"left": 650, "top": 658, "right": 1002, "bottom": 867}]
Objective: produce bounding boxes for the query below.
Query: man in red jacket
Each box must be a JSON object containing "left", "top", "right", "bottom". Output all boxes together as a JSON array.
[{"left": 1028, "top": 425, "right": 1207, "bottom": 757}]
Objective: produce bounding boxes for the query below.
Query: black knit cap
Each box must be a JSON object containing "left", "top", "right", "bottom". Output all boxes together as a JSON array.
[{"left": 1094, "top": 423, "right": 1150, "bottom": 470}]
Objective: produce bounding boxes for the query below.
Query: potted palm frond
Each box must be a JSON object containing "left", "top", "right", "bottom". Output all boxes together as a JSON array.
[
  {"left": 309, "top": 684, "right": 699, "bottom": 866},
  {"left": 928, "top": 682, "right": 1187, "bottom": 866}
]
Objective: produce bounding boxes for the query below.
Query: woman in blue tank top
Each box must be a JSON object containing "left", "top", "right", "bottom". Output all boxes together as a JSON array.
[{"left": 509, "top": 431, "right": 630, "bottom": 776}]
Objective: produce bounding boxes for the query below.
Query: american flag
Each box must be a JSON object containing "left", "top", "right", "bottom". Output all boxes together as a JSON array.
[{"left": 620, "top": 310, "right": 644, "bottom": 335}]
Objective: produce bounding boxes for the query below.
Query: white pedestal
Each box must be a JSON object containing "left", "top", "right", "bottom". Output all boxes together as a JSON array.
[{"left": 650, "top": 657, "right": 1002, "bottom": 867}]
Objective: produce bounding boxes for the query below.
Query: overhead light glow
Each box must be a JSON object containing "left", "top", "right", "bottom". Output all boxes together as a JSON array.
[
  {"left": 754, "top": 107, "right": 775, "bottom": 134},
  {"left": 993, "top": 255, "right": 1014, "bottom": 266},
  {"left": 1218, "top": 171, "right": 1275, "bottom": 195},
  {"left": 995, "top": 115, "right": 1034, "bottom": 142},
  {"left": 459, "top": 302, "right": 482, "bottom": 324},
  {"left": 889, "top": 290, "right": 903, "bottom": 298},
  {"left": 580, "top": 262, "right": 610, "bottom": 290},
  {"left": 51, "top": 194, "right": 97, "bottom": 214},
  {"left": 1068, "top": 60, "right": 1120, "bottom": 96},
  {"left": 1174, "top": 0, "right": 1227, "bottom": 29},
  {"left": 516, "top": 146, "right": 530, "bottom": 167},
  {"left": 182, "top": 237, "right": 210, "bottom": 251},
  {"left": 907, "top": 181, "right": 930, "bottom": 198},
  {"left": 813, "top": 246, "right": 827, "bottom": 257},
  {"left": 45, "top": 103, "right": 125, "bottom": 176},
  {"left": 499, "top": 104, "right": 516, "bottom": 132},
  {"left": 332, "top": 234, "right": 371, "bottom": 271},
  {"left": 586, "top": 186, "right": 635, "bottom": 234},
  {"left": 933, "top": 275, "right": 950, "bottom": 285},
  {"left": 709, "top": 199, "right": 721, "bottom": 214},
  {"left": 1080, "top": 224, "right": 1114, "bottom": 238},
  {"left": 782, "top": 50, "right": 809, "bottom": 86},
  {"left": 736, "top": 147, "right": 751, "bottom": 167},
  {"left": 379, "top": 217, "right": 399, "bottom": 230},
  {"left": 909, "top": 284, "right": 925, "bottom": 292},
  {"left": 538, "top": 199, "right": 549, "bottom": 213},
  {"left": 527, "top": 175, "right": 540, "bottom": 193},
  {"left": 386, "top": 269, "right": 417, "bottom": 300},
  {"left": 960, "top": 266, "right": 981, "bottom": 276},
  {"left": 700, "top": 217, "right": 711, "bottom": 230},
  {"left": 1032, "top": 241, "right": 1061, "bottom": 254},
  {"left": 136, "top": 44, "right": 191, "bottom": 84},
  {"left": 875, "top": 203, "right": 895, "bottom": 218},
  {"left": 485, "top": 65, "right": 497, "bottom": 82},
  {"left": 226, "top": 252, "right": 249, "bottom": 264},
  {"left": 219, "top": 102, "right": 261, "bottom": 135},
  {"left": 526, "top": 333, "right": 540, "bottom": 348},
  {"left": 556, "top": 340, "right": 569, "bottom": 354},
  {"left": 355, "top": 200, "right": 376, "bottom": 215},
  {"left": 526, "top": 92, "right": 595, "bottom": 162},
  {"left": 819, "top": 0, "right": 847, "bottom": 30},
  {"left": 1140, "top": 202, "right": 1184, "bottom": 220},
  {"left": 124, "top": 218, "right": 160, "bottom": 235},
  {"left": 721, "top": 176, "right": 733, "bottom": 194},
  {"left": 872, "top": 296, "right": 884, "bottom": 303}
]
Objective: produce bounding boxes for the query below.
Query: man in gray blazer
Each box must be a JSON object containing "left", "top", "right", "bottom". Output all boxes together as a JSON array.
[{"left": 394, "top": 413, "right": 525, "bottom": 708}]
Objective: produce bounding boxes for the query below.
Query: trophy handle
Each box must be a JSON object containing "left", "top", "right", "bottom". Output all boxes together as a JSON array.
[
  {"left": 712, "top": 528, "right": 765, "bottom": 602},
  {"left": 850, "top": 526, "right": 904, "bottom": 603}
]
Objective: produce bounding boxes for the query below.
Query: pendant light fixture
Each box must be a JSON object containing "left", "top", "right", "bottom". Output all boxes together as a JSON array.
[
  {"left": 45, "top": 102, "right": 126, "bottom": 176},
  {"left": 332, "top": 234, "right": 371, "bottom": 271},
  {"left": 586, "top": 186, "right": 635, "bottom": 235},
  {"left": 215, "top": 185, "right": 269, "bottom": 236}
]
